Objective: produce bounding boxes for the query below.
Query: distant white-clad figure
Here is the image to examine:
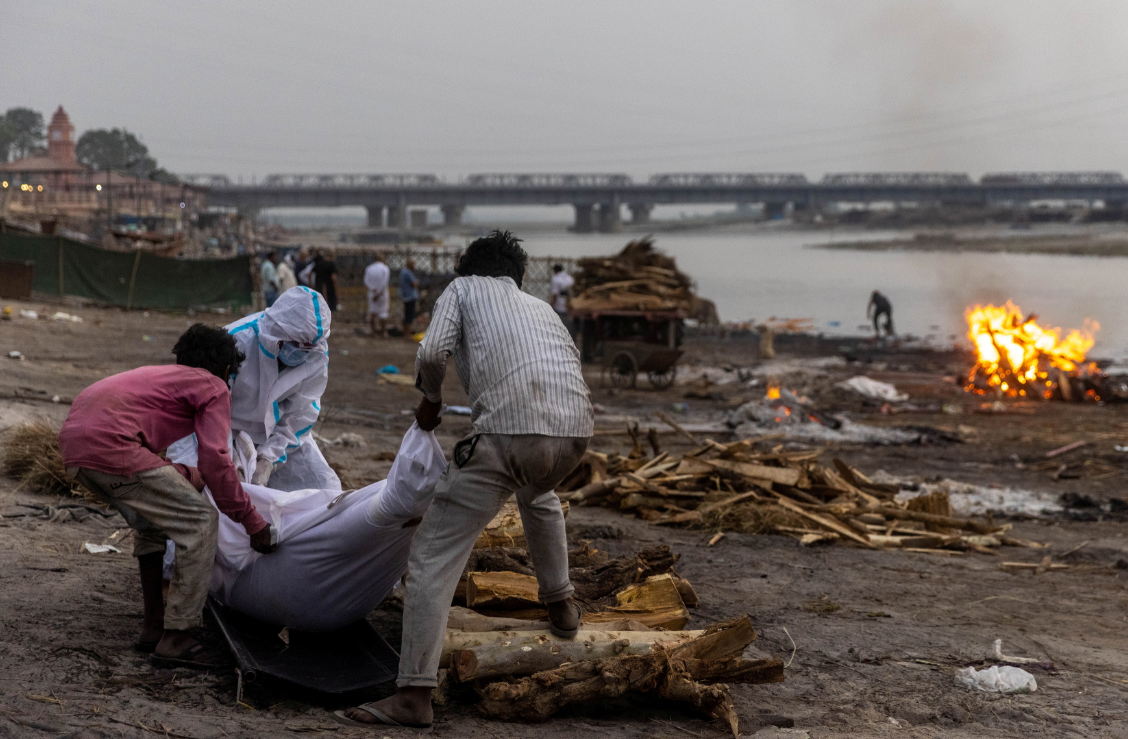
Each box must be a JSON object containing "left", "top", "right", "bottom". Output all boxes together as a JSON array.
[
  {"left": 168, "top": 286, "right": 339, "bottom": 492},
  {"left": 277, "top": 256, "right": 298, "bottom": 292},
  {"left": 364, "top": 253, "right": 391, "bottom": 337},
  {"left": 549, "top": 263, "right": 575, "bottom": 328}
]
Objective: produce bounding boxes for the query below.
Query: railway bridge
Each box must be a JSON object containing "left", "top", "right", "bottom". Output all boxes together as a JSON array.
[{"left": 179, "top": 171, "right": 1128, "bottom": 232}]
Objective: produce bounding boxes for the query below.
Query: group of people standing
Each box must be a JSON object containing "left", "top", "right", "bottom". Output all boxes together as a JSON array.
[
  {"left": 263, "top": 248, "right": 421, "bottom": 338},
  {"left": 57, "top": 230, "right": 593, "bottom": 730},
  {"left": 260, "top": 248, "right": 339, "bottom": 313}
]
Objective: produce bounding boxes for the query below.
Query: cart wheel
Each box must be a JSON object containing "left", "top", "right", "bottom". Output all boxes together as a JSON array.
[
  {"left": 608, "top": 351, "right": 638, "bottom": 389},
  {"left": 648, "top": 366, "right": 677, "bottom": 390}
]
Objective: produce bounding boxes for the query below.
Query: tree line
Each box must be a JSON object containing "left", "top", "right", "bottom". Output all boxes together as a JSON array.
[{"left": 0, "top": 106, "right": 176, "bottom": 183}]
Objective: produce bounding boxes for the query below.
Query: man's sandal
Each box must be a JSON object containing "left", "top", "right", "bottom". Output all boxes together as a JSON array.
[
  {"left": 333, "top": 703, "right": 432, "bottom": 731},
  {"left": 132, "top": 639, "right": 160, "bottom": 654}
]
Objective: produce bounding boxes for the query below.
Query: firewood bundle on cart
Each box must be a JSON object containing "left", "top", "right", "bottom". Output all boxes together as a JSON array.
[
  {"left": 431, "top": 501, "right": 784, "bottom": 736},
  {"left": 567, "top": 238, "right": 719, "bottom": 387},
  {"left": 556, "top": 434, "right": 1047, "bottom": 555},
  {"left": 570, "top": 237, "right": 698, "bottom": 313}
]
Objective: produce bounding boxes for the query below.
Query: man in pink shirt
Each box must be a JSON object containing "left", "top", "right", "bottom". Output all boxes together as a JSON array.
[{"left": 60, "top": 324, "right": 275, "bottom": 666}]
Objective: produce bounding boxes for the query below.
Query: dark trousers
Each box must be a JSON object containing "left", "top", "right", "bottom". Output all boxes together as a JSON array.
[{"left": 873, "top": 310, "right": 894, "bottom": 336}]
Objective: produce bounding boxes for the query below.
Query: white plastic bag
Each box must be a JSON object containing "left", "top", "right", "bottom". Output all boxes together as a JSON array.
[
  {"left": 165, "top": 423, "right": 444, "bottom": 588},
  {"left": 955, "top": 665, "right": 1038, "bottom": 694},
  {"left": 207, "top": 422, "right": 444, "bottom": 597},
  {"left": 837, "top": 376, "right": 909, "bottom": 402}
]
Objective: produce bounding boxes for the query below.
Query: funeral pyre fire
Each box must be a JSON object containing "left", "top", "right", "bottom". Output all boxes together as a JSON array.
[{"left": 965, "top": 301, "right": 1101, "bottom": 400}]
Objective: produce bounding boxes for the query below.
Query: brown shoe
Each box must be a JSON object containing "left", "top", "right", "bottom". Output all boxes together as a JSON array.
[{"left": 547, "top": 598, "right": 581, "bottom": 638}]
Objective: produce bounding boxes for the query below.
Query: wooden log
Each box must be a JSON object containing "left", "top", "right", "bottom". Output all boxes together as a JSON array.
[
  {"left": 772, "top": 496, "right": 876, "bottom": 548},
  {"left": 474, "top": 615, "right": 768, "bottom": 736},
  {"left": 678, "top": 657, "right": 785, "bottom": 685},
  {"left": 473, "top": 500, "right": 569, "bottom": 548},
  {"left": 448, "top": 629, "right": 704, "bottom": 681},
  {"left": 820, "top": 467, "right": 881, "bottom": 506},
  {"left": 474, "top": 502, "right": 525, "bottom": 549},
  {"left": 706, "top": 458, "right": 801, "bottom": 486},
  {"left": 466, "top": 571, "right": 541, "bottom": 609},
  {"left": 866, "top": 534, "right": 954, "bottom": 549},
  {"left": 859, "top": 505, "right": 1000, "bottom": 535},
  {"left": 654, "top": 490, "right": 764, "bottom": 525},
  {"left": 446, "top": 606, "right": 550, "bottom": 632},
  {"left": 592, "top": 573, "right": 690, "bottom": 630},
  {"left": 571, "top": 544, "right": 680, "bottom": 601},
  {"left": 562, "top": 476, "right": 621, "bottom": 503},
  {"left": 676, "top": 456, "right": 715, "bottom": 475}
]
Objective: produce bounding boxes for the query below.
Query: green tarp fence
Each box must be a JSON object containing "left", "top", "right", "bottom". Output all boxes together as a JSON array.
[{"left": 0, "top": 233, "right": 253, "bottom": 310}]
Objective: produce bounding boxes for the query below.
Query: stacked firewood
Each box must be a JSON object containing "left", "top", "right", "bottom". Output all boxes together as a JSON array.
[
  {"left": 556, "top": 436, "right": 1046, "bottom": 555},
  {"left": 570, "top": 237, "right": 698, "bottom": 313},
  {"left": 440, "top": 503, "right": 784, "bottom": 734}
]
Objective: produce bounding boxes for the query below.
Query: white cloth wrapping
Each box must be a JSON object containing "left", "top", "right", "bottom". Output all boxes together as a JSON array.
[
  {"left": 225, "top": 286, "right": 339, "bottom": 490},
  {"left": 168, "top": 424, "right": 445, "bottom": 631}
]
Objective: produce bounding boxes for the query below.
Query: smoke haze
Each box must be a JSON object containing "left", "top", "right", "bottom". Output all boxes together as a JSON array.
[{"left": 6, "top": 1, "right": 1128, "bottom": 179}]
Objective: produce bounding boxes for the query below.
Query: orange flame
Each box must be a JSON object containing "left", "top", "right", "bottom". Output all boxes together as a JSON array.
[
  {"left": 766, "top": 378, "right": 781, "bottom": 400},
  {"left": 965, "top": 301, "right": 1098, "bottom": 397}
]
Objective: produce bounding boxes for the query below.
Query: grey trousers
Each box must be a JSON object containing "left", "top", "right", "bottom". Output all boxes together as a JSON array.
[
  {"left": 69, "top": 465, "right": 219, "bottom": 631},
  {"left": 397, "top": 433, "right": 588, "bottom": 688}
]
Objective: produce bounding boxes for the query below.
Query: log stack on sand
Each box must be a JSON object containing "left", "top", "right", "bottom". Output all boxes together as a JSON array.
[
  {"left": 442, "top": 503, "right": 783, "bottom": 734},
  {"left": 556, "top": 437, "right": 1046, "bottom": 555}
]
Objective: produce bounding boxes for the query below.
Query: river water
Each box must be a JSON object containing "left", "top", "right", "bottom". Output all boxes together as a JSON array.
[{"left": 516, "top": 227, "right": 1128, "bottom": 359}]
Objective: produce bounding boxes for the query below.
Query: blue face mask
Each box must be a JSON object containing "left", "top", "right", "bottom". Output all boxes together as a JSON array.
[{"left": 278, "top": 343, "right": 314, "bottom": 367}]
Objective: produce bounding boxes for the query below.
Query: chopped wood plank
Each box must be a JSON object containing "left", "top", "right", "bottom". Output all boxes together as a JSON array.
[
  {"left": 466, "top": 571, "right": 541, "bottom": 609},
  {"left": 706, "top": 459, "right": 801, "bottom": 486},
  {"left": 772, "top": 496, "right": 876, "bottom": 548}
]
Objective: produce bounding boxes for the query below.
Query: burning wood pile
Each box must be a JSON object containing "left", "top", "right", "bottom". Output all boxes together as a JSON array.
[
  {"left": 965, "top": 301, "right": 1105, "bottom": 401},
  {"left": 437, "top": 502, "right": 783, "bottom": 734},
  {"left": 557, "top": 437, "right": 1043, "bottom": 554},
  {"left": 570, "top": 237, "right": 698, "bottom": 313}
]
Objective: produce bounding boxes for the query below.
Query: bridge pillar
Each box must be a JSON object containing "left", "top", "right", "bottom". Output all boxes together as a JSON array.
[
  {"left": 598, "top": 202, "right": 622, "bottom": 233},
  {"left": 441, "top": 204, "right": 465, "bottom": 226},
  {"left": 387, "top": 204, "right": 406, "bottom": 229},
  {"left": 763, "top": 202, "right": 787, "bottom": 220},
  {"left": 365, "top": 206, "right": 384, "bottom": 228},
  {"left": 572, "top": 204, "right": 594, "bottom": 233},
  {"left": 629, "top": 203, "right": 653, "bottom": 224}
]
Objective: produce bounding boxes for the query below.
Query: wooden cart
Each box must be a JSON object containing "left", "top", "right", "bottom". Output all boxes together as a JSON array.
[{"left": 570, "top": 309, "right": 684, "bottom": 389}]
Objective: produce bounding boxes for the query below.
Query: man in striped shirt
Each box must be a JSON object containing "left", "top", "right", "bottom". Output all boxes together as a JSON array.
[{"left": 341, "top": 230, "right": 593, "bottom": 729}]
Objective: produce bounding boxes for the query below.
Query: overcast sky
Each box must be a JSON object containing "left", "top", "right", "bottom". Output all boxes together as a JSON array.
[{"left": 7, "top": 1, "right": 1128, "bottom": 180}]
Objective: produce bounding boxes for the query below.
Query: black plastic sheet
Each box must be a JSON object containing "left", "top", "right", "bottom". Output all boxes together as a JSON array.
[{"left": 208, "top": 598, "right": 398, "bottom": 695}]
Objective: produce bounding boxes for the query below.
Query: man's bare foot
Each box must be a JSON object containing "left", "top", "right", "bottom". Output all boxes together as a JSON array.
[
  {"left": 342, "top": 686, "right": 433, "bottom": 727},
  {"left": 154, "top": 629, "right": 200, "bottom": 659}
]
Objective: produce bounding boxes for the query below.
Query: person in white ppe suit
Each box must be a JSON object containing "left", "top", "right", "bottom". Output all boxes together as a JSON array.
[
  {"left": 169, "top": 286, "right": 339, "bottom": 492},
  {"left": 230, "top": 286, "right": 339, "bottom": 491}
]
